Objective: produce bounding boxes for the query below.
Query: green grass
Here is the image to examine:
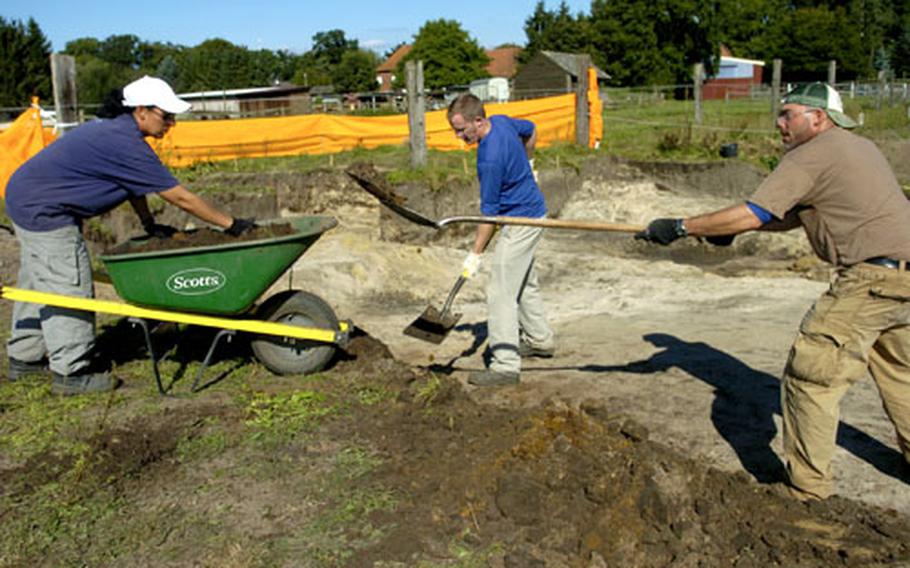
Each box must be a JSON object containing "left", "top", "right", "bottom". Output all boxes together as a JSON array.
[
  {"left": 243, "top": 388, "right": 336, "bottom": 444},
  {"left": 599, "top": 90, "right": 910, "bottom": 169},
  {"left": 0, "top": 377, "right": 102, "bottom": 462}
]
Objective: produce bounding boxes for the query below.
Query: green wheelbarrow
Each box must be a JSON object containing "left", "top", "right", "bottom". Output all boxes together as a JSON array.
[{"left": 1, "top": 216, "right": 350, "bottom": 394}]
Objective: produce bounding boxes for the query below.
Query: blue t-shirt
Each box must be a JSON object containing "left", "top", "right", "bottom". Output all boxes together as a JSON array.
[
  {"left": 476, "top": 115, "right": 547, "bottom": 218},
  {"left": 6, "top": 113, "right": 179, "bottom": 231}
]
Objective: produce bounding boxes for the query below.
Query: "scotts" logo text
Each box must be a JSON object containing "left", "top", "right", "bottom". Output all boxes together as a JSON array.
[{"left": 165, "top": 268, "right": 227, "bottom": 296}]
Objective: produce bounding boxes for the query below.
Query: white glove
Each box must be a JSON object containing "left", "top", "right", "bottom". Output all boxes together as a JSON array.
[
  {"left": 529, "top": 158, "right": 538, "bottom": 182},
  {"left": 462, "top": 251, "right": 482, "bottom": 278}
]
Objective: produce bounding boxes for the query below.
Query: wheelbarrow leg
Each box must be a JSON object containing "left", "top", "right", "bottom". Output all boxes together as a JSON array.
[
  {"left": 130, "top": 317, "right": 172, "bottom": 395},
  {"left": 131, "top": 317, "right": 237, "bottom": 394},
  {"left": 191, "top": 328, "right": 236, "bottom": 392}
]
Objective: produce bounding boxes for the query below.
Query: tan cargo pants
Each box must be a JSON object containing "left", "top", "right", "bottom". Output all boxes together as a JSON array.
[{"left": 783, "top": 262, "right": 910, "bottom": 499}]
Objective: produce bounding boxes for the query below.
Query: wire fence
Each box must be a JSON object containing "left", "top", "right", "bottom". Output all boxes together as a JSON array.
[{"left": 4, "top": 79, "right": 909, "bottom": 132}]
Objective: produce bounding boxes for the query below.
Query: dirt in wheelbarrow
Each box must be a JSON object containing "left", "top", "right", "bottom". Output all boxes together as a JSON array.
[{"left": 103, "top": 222, "right": 296, "bottom": 254}]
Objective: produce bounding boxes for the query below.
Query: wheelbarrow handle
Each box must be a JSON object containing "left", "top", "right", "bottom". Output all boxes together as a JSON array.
[{"left": 436, "top": 216, "right": 644, "bottom": 233}]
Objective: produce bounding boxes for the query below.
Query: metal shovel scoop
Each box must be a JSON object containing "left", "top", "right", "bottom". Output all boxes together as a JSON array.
[{"left": 404, "top": 274, "right": 467, "bottom": 344}]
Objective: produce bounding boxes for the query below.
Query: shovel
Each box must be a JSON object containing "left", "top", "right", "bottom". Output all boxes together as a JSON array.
[
  {"left": 404, "top": 274, "right": 467, "bottom": 344},
  {"left": 346, "top": 162, "right": 645, "bottom": 234}
]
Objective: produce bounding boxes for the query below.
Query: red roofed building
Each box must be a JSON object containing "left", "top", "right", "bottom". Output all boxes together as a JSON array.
[
  {"left": 485, "top": 46, "right": 521, "bottom": 78},
  {"left": 376, "top": 45, "right": 412, "bottom": 92},
  {"left": 376, "top": 45, "right": 522, "bottom": 92}
]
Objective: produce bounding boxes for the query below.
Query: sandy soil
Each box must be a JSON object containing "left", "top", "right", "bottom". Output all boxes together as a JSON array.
[
  {"left": 2, "top": 157, "right": 908, "bottom": 566},
  {"left": 281, "top": 161, "right": 909, "bottom": 516}
]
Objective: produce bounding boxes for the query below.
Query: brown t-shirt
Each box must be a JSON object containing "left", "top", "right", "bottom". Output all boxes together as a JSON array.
[{"left": 750, "top": 127, "right": 910, "bottom": 266}]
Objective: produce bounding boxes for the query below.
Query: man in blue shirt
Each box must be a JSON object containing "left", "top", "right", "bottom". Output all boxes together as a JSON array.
[
  {"left": 5, "top": 76, "right": 254, "bottom": 395},
  {"left": 447, "top": 94, "right": 555, "bottom": 386}
]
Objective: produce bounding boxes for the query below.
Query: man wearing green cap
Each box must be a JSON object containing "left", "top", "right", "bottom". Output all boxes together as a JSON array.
[{"left": 636, "top": 82, "right": 910, "bottom": 500}]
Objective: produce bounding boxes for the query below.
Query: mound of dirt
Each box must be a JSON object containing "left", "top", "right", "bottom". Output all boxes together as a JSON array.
[{"left": 328, "top": 336, "right": 910, "bottom": 566}]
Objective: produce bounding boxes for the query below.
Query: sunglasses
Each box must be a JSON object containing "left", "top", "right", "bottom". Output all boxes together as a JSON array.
[{"left": 149, "top": 107, "right": 177, "bottom": 122}]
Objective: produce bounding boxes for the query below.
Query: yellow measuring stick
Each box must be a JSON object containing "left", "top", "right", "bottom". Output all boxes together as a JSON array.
[{"left": 0, "top": 286, "right": 348, "bottom": 344}]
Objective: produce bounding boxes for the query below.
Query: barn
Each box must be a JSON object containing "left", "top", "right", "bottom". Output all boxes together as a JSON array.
[
  {"left": 511, "top": 51, "right": 610, "bottom": 99},
  {"left": 703, "top": 47, "right": 765, "bottom": 100}
]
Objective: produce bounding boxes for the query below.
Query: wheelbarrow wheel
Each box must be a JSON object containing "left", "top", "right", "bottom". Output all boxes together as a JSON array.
[{"left": 251, "top": 290, "right": 338, "bottom": 375}]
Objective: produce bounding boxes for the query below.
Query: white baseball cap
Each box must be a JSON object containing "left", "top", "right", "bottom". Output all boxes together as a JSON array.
[{"left": 122, "top": 76, "right": 191, "bottom": 114}]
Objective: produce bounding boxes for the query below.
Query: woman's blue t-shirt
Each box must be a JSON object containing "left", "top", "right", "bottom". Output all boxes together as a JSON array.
[
  {"left": 6, "top": 113, "right": 179, "bottom": 231},
  {"left": 476, "top": 115, "right": 547, "bottom": 218}
]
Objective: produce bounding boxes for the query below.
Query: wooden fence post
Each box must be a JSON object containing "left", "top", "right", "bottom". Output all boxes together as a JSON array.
[
  {"left": 574, "top": 55, "right": 590, "bottom": 147},
  {"left": 693, "top": 63, "right": 704, "bottom": 125},
  {"left": 50, "top": 53, "right": 78, "bottom": 135},
  {"left": 771, "top": 59, "right": 782, "bottom": 126},
  {"left": 828, "top": 60, "right": 837, "bottom": 86},
  {"left": 406, "top": 60, "right": 427, "bottom": 168}
]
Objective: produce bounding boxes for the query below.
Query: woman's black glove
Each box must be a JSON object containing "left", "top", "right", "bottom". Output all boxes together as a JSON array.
[
  {"left": 225, "top": 217, "right": 257, "bottom": 236},
  {"left": 143, "top": 220, "right": 178, "bottom": 238}
]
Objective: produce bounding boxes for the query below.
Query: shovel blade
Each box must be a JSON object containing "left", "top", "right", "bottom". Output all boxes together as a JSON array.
[{"left": 403, "top": 305, "right": 462, "bottom": 344}]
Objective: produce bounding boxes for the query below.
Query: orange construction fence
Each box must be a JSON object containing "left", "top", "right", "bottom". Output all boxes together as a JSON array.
[
  {"left": 0, "top": 98, "right": 55, "bottom": 198},
  {"left": 2, "top": 82, "right": 603, "bottom": 195},
  {"left": 150, "top": 93, "right": 578, "bottom": 168}
]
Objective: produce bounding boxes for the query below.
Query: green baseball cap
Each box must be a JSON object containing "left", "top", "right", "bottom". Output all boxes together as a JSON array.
[{"left": 782, "top": 82, "right": 857, "bottom": 129}]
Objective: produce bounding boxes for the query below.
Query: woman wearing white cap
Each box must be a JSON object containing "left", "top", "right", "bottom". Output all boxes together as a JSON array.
[{"left": 4, "top": 75, "right": 255, "bottom": 395}]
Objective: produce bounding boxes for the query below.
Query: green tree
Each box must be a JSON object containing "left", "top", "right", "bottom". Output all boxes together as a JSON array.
[
  {"left": 891, "top": 12, "right": 910, "bottom": 77},
  {"left": 294, "top": 51, "right": 333, "bottom": 87},
  {"left": 74, "top": 55, "right": 132, "bottom": 106},
  {"left": 99, "top": 34, "right": 140, "bottom": 68},
  {"left": 333, "top": 49, "right": 380, "bottom": 93},
  {"left": 758, "top": 4, "right": 869, "bottom": 81},
  {"left": 588, "top": 0, "right": 718, "bottom": 87},
  {"left": 715, "top": 0, "right": 786, "bottom": 59},
  {"left": 0, "top": 17, "right": 52, "bottom": 108},
  {"left": 397, "top": 19, "right": 490, "bottom": 90},
  {"left": 311, "top": 29, "right": 358, "bottom": 66},
  {"left": 63, "top": 36, "right": 102, "bottom": 59},
  {"left": 176, "top": 38, "right": 254, "bottom": 91},
  {"left": 155, "top": 55, "right": 180, "bottom": 86},
  {"left": 521, "top": 1, "right": 593, "bottom": 64}
]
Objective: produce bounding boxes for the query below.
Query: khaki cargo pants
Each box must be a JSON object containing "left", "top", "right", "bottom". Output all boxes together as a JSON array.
[{"left": 783, "top": 263, "right": 910, "bottom": 499}]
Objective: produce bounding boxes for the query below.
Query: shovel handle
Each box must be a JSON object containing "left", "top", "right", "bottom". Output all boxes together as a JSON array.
[
  {"left": 439, "top": 275, "right": 467, "bottom": 317},
  {"left": 437, "top": 216, "right": 644, "bottom": 233}
]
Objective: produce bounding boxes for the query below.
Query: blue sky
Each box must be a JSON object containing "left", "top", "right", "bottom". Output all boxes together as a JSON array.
[{"left": 2, "top": 0, "right": 591, "bottom": 55}]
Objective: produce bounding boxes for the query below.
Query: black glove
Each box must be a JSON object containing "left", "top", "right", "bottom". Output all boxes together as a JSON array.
[
  {"left": 635, "top": 218, "right": 687, "bottom": 245},
  {"left": 225, "top": 217, "right": 257, "bottom": 236},
  {"left": 705, "top": 234, "right": 736, "bottom": 247},
  {"left": 142, "top": 220, "right": 178, "bottom": 238}
]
